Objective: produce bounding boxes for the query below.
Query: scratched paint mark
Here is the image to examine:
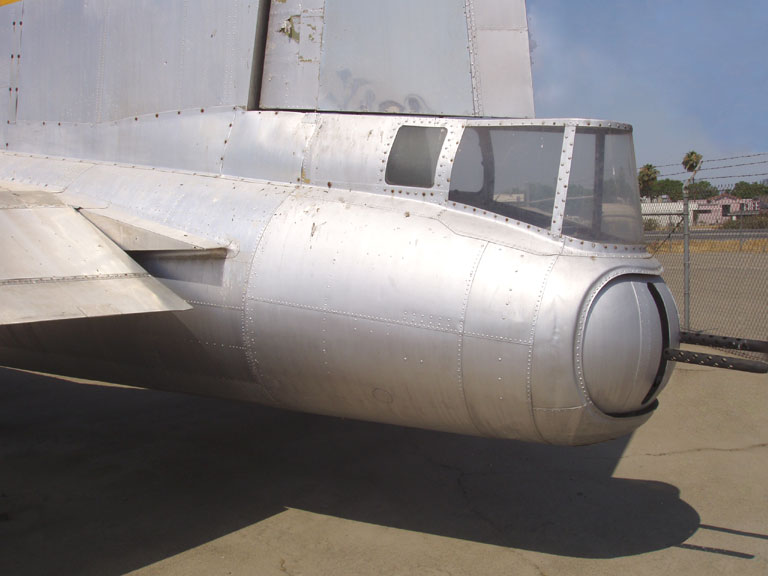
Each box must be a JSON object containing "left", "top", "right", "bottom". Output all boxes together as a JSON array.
[{"left": 279, "top": 15, "right": 300, "bottom": 43}]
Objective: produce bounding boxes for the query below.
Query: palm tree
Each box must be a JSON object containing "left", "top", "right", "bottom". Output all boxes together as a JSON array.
[
  {"left": 637, "top": 163, "right": 659, "bottom": 198},
  {"left": 682, "top": 150, "right": 703, "bottom": 173}
]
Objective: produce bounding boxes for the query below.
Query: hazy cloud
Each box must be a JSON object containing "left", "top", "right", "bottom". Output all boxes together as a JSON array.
[{"left": 527, "top": 0, "right": 767, "bottom": 177}]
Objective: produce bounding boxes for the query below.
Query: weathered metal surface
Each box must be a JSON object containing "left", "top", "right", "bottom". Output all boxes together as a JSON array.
[
  {"left": 470, "top": 0, "right": 535, "bottom": 117},
  {"left": 0, "top": 154, "right": 95, "bottom": 192},
  {"left": 5, "top": 0, "right": 536, "bottom": 121},
  {"left": 679, "top": 331, "right": 768, "bottom": 354},
  {"left": 80, "top": 207, "right": 230, "bottom": 253},
  {"left": 260, "top": 0, "right": 533, "bottom": 118},
  {"left": 0, "top": 277, "right": 188, "bottom": 326},
  {"left": 243, "top": 188, "right": 485, "bottom": 431},
  {"left": 0, "top": 3, "right": 21, "bottom": 140},
  {"left": 3, "top": 108, "right": 638, "bottom": 220},
  {"left": 319, "top": 0, "right": 474, "bottom": 115},
  {"left": 0, "top": 136, "right": 673, "bottom": 443},
  {"left": 222, "top": 110, "right": 315, "bottom": 183},
  {"left": 260, "top": 0, "right": 325, "bottom": 110},
  {"left": 0, "top": 197, "right": 190, "bottom": 325},
  {"left": 0, "top": 2, "right": 682, "bottom": 445},
  {"left": 303, "top": 114, "right": 401, "bottom": 192},
  {"left": 16, "top": 0, "right": 262, "bottom": 123},
  {"left": 665, "top": 349, "right": 768, "bottom": 374},
  {"left": 7, "top": 107, "right": 236, "bottom": 174},
  {"left": 581, "top": 276, "right": 665, "bottom": 413}
]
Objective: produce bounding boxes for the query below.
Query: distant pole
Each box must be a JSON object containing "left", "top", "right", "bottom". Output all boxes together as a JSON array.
[
  {"left": 682, "top": 181, "right": 690, "bottom": 330},
  {"left": 681, "top": 157, "right": 702, "bottom": 331},
  {"left": 739, "top": 209, "right": 744, "bottom": 252}
]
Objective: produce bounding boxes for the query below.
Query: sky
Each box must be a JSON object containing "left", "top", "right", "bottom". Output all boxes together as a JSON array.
[{"left": 526, "top": 0, "right": 768, "bottom": 184}]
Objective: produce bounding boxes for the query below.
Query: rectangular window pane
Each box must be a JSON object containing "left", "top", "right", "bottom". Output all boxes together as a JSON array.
[
  {"left": 449, "top": 126, "right": 563, "bottom": 229},
  {"left": 385, "top": 126, "right": 447, "bottom": 188},
  {"left": 563, "top": 128, "right": 643, "bottom": 244}
]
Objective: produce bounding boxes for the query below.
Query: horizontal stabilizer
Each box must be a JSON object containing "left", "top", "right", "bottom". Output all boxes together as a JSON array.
[
  {"left": 0, "top": 189, "right": 191, "bottom": 325},
  {"left": 79, "top": 206, "right": 230, "bottom": 255}
]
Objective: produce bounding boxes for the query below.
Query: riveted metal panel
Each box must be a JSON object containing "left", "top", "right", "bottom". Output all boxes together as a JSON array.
[
  {"left": 0, "top": 152, "right": 95, "bottom": 191},
  {"left": 1, "top": 206, "right": 143, "bottom": 280},
  {"left": 260, "top": 0, "right": 478, "bottom": 115},
  {"left": 318, "top": 0, "right": 474, "bottom": 115},
  {"left": 581, "top": 276, "right": 663, "bottom": 413},
  {"left": 80, "top": 207, "right": 229, "bottom": 252},
  {"left": 100, "top": 0, "right": 262, "bottom": 119},
  {"left": 244, "top": 302, "right": 478, "bottom": 433},
  {"left": 246, "top": 190, "right": 485, "bottom": 330},
  {"left": 62, "top": 164, "right": 286, "bottom": 249},
  {"left": 8, "top": 107, "right": 235, "bottom": 173},
  {"left": 0, "top": 310, "right": 261, "bottom": 400},
  {"left": 461, "top": 240, "right": 555, "bottom": 439},
  {"left": 57, "top": 163, "right": 292, "bottom": 312},
  {"left": 259, "top": 0, "right": 325, "bottom": 110},
  {"left": 464, "top": 243, "right": 554, "bottom": 345},
  {"left": 0, "top": 276, "right": 188, "bottom": 326},
  {"left": 461, "top": 336, "right": 540, "bottom": 441},
  {"left": 303, "top": 114, "right": 399, "bottom": 192},
  {"left": 0, "top": 117, "right": 674, "bottom": 445},
  {"left": 152, "top": 292, "right": 256, "bottom": 383},
  {"left": 530, "top": 256, "right": 664, "bottom": 412},
  {"left": 533, "top": 403, "right": 654, "bottom": 446},
  {"left": 304, "top": 114, "right": 460, "bottom": 195},
  {"left": 17, "top": 0, "right": 263, "bottom": 123},
  {"left": 243, "top": 188, "right": 488, "bottom": 429},
  {"left": 260, "top": 0, "right": 533, "bottom": 117},
  {"left": 222, "top": 110, "right": 315, "bottom": 183},
  {"left": 471, "top": 0, "right": 534, "bottom": 117},
  {"left": 0, "top": 4, "right": 22, "bottom": 139},
  {"left": 550, "top": 124, "right": 576, "bottom": 236},
  {"left": 0, "top": 156, "right": 294, "bottom": 380},
  {"left": 15, "top": 1, "right": 103, "bottom": 123},
  {"left": 0, "top": 203, "right": 190, "bottom": 325},
  {"left": 438, "top": 209, "right": 563, "bottom": 255}
]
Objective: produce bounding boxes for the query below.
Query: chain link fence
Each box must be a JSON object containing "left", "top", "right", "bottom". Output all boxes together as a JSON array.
[{"left": 643, "top": 190, "right": 768, "bottom": 359}]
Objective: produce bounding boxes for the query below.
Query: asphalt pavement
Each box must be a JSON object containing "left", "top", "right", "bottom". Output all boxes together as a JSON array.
[{"left": 0, "top": 361, "right": 766, "bottom": 575}]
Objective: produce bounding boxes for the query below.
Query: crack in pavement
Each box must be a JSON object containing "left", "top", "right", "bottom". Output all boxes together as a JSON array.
[
  {"left": 583, "top": 442, "right": 768, "bottom": 460},
  {"left": 418, "top": 451, "right": 548, "bottom": 576},
  {"left": 636, "top": 442, "right": 768, "bottom": 458}
]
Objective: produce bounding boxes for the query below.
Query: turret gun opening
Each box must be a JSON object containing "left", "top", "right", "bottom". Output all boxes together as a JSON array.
[{"left": 665, "top": 332, "right": 768, "bottom": 374}]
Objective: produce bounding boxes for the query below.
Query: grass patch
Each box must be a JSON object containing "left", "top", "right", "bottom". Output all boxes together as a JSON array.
[{"left": 647, "top": 238, "right": 768, "bottom": 254}]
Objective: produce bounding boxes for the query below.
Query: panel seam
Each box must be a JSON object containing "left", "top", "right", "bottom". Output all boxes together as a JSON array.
[{"left": 457, "top": 240, "right": 488, "bottom": 435}]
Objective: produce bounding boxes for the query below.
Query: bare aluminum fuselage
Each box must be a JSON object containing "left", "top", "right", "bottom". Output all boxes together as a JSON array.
[{"left": 0, "top": 111, "right": 678, "bottom": 445}]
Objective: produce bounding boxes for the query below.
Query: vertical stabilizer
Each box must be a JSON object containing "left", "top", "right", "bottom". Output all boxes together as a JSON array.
[
  {"left": 259, "top": 0, "right": 534, "bottom": 118},
  {"left": 12, "top": 0, "right": 265, "bottom": 123}
]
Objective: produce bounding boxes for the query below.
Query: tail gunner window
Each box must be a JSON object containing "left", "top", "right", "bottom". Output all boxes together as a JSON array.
[
  {"left": 563, "top": 128, "right": 643, "bottom": 244},
  {"left": 449, "top": 124, "right": 644, "bottom": 245},
  {"left": 386, "top": 126, "right": 447, "bottom": 188},
  {"left": 449, "top": 126, "right": 563, "bottom": 229}
]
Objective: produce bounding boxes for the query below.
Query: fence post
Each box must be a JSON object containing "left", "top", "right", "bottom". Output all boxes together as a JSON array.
[
  {"left": 682, "top": 185, "right": 690, "bottom": 331},
  {"left": 739, "top": 210, "right": 744, "bottom": 252}
]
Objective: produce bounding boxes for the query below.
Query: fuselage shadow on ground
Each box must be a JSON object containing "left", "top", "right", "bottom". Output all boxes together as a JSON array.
[{"left": 0, "top": 368, "right": 699, "bottom": 575}]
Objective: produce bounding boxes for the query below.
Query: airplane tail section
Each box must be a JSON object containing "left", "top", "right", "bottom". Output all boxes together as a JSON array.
[
  {"left": 2, "top": 0, "right": 534, "bottom": 127},
  {"left": 258, "top": 0, "right": 534, "bottom": 118}
]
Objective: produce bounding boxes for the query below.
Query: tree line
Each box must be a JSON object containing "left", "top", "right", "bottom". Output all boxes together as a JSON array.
[{"left": 637, "top": 151, "right": 768, "bottom": 201}]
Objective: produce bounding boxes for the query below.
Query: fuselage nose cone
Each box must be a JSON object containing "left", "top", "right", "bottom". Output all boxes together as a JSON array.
[{"left": 581, "top": 277, "right": 665, "bottom": 414}]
